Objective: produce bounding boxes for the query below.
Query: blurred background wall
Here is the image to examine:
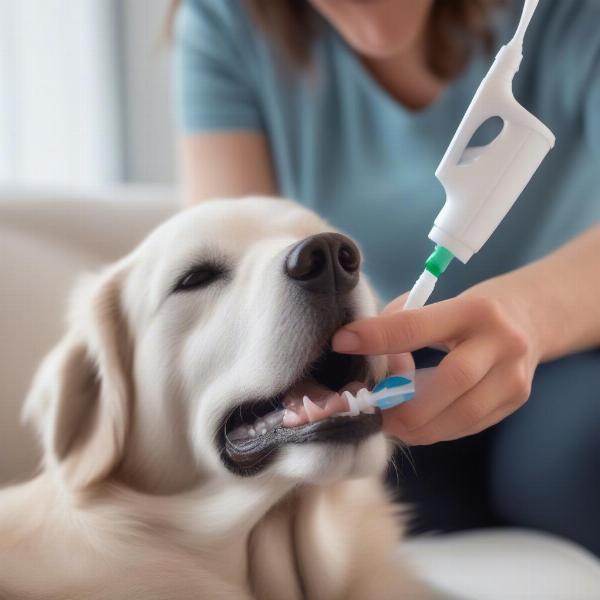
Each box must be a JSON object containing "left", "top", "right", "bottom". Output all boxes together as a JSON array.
[{"left": 0, "top": 0, "right": 176, "bottom": 189}]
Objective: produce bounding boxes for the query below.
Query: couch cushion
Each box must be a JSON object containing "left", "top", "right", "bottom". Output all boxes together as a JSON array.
[
  {"left": 0, "top": 188, "right": 176, "bottom": 483},
  {"left": 403, "top": 528, "right": 600, "bottom": 599}
]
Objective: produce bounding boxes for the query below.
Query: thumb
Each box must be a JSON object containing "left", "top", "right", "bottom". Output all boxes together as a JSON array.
[{"left": 387, "top": 352, "right": 415, "bottom": 374}]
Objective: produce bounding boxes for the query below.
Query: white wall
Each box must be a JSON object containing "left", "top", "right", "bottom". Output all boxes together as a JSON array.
[
  {"left": 119, "top": 0, "right": 177, "bottom": 184},
  {"left": 0, "top": 0, "right": 123, "bottom": 187},
  {"left": 0, "top": 0, "right": 178, "bottom": 188}
]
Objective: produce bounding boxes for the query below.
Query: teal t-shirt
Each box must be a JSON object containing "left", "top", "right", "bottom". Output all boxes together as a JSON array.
[{"left": 174, "top": 0, "right": 600, "bottom": 303}]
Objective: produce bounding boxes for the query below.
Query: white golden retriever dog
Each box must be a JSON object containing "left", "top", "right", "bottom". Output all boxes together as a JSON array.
[{"left": 0, "top": 198, "right": 430, "bottom": 599}]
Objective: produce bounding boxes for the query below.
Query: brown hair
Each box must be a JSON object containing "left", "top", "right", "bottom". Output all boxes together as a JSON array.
[{"left": 167, "top": 0, "right": 503, "bottom": 81}]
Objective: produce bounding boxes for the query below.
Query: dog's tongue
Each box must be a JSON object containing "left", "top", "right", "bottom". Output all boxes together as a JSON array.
[{"left": 282, "top": 381, "right": 363, "bottom": 427}]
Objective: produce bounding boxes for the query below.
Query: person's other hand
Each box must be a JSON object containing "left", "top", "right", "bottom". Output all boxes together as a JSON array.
[{"left": 332, "top": 281, "right": 541, "bottom": 445}]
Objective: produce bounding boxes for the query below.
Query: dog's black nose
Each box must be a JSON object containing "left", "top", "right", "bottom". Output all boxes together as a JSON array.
[{"left": 285, "top": 233, "right": 360, "bottom": 294}]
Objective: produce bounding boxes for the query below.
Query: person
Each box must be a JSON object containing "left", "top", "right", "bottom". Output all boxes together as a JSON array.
[{"left": 172, "top": 0, "right": 600, "bottom": 555}]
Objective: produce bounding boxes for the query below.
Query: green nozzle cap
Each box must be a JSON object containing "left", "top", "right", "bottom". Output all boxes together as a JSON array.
[{"left": 425, "top": 245, "right": 454, "bottom": 278}]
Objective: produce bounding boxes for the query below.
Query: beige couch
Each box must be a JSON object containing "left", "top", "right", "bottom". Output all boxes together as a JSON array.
[{"left": 1, "top": 187, "right": 599, "bottom": 599}]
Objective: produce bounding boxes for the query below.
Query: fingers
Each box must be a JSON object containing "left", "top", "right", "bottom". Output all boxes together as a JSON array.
[
  {"left": 448, "top": 364, "right": 531, "bottom": 440},
  {"left": 387, "top": 352, "right": 415, "bottom": 374},
  {"left": 381, "top": 336, "right": 498, "bottom": 436},
  {"left": 332, "top": 299, "right": 475, "bottom": 355},
  {"left": 384, "top": 362, "right": 530, "bottom": 445},
  {"left": 447, "top": 404, "right": 514, "bottom": 441}
]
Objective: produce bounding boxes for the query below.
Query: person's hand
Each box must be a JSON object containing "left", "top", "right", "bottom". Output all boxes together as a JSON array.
[{"left": 332, "top": 278, "right": 542, "bottom": 445}]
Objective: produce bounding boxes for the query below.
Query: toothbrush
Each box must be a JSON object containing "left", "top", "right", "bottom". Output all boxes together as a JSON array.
[
  {"left": 345, "top": 0, "right": 555, "bottom": 413},
  {"left": 341, "top": 376, "right": 415, "bottom": 415}
]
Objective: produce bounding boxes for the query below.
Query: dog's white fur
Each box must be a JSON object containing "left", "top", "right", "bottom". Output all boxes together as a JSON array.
[{"left": 0, "top": 198, "right": 429, "bottom": 599}]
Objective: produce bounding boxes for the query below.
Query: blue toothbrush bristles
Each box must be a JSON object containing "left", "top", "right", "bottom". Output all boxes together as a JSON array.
[{"left": 371, "top": 375, "right": 415, "bottom": 409}]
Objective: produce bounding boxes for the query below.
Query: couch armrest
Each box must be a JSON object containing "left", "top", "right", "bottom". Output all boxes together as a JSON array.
[{"left": 0, "top": 186, "right": 177, "bottom": 484}]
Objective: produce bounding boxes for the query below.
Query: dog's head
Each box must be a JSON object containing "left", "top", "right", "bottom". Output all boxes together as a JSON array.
[{"left": 25, "top": 198, "right": 390, "bottom": 493}]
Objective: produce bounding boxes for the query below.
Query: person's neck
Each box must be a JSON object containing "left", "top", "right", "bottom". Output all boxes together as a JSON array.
[{"left": 361, "top": 35, "right": 446, "bottom": 111}]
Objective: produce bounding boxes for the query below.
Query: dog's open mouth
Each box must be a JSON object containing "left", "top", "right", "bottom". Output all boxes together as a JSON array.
[{"left": 219, "top": 346, "right": 382, "bottom": 476}]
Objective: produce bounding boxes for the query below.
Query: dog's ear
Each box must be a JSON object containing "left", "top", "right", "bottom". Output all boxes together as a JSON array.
[{"left": 23, "top": 265, "right": 133, "bottom": 490}]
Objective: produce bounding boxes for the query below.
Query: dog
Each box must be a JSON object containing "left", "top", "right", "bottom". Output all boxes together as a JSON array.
[{"left": 0, "top": 197, "right": 430, "bottom": 599}]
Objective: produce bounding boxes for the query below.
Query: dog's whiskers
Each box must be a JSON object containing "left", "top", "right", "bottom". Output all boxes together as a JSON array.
[
  {"left": 388, "top": 452, "right": 401, "bottom": 489},
  {"left": 390, "top": 438, "right": 417, "bottom": 476}
]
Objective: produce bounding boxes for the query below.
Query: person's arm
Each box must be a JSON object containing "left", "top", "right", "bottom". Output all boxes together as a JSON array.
[
  {"left": 180, "top": 132, "right": 277, "bottom": 205},
  {"left": 174, "top": 1, "right": 276, "bottom": 204},
  {"left": 332, "top": 224, "right": 600, "bottom": 445},
  {"left": 486, "top": 223, "right": 600, "bottom": 362}
]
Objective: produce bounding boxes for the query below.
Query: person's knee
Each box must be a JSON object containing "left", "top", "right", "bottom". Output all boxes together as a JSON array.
[{"left": 490, "top": 352, "right": 600, "bottom": 555}]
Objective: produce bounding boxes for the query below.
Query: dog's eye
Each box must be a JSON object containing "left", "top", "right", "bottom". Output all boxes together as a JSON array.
[{"left": 174, "top": 266, "right": 224, "bottom": 292}]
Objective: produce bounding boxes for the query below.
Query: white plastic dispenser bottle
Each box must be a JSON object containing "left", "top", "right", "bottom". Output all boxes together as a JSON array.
[
  {"left": 404, "top": 0, "right": 555, "bottom": 310},
  {"left": 346, "top": 0, "right": 556, "bottom": 412}
]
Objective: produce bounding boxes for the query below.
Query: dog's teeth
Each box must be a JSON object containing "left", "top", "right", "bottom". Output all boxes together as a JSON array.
[
  {"left": 227, "top": 409, "right": 285, "bottom": 442},
  {"left": 254, "top": 418, "right": 273, "bottom": 436},
  {"left": 228, "top": 426, "right": 249, "bottom": 442},
  {"left": 265, "top": 411, "right": 284, "bottom": 428},
  {"left": 356, "top": 388, "right": 375, "bottom": 414},
  {"left": 342, "top": 391, "right": 360, "bottom": 416},
  {"left": 282, "top": 407, "right": 304, "bottom": 427},
  {"left": 303, "top": 395, "right": 329, "bottom": 422}
]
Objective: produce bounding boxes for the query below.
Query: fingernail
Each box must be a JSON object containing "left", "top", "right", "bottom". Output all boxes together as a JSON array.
[{"left": 332, "top": 330, "right": 361, "bottom": 352}]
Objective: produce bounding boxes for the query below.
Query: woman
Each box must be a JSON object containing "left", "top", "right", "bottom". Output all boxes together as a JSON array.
[{"left": 172, "top": 0, "right": 600, "bottom": 554}]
